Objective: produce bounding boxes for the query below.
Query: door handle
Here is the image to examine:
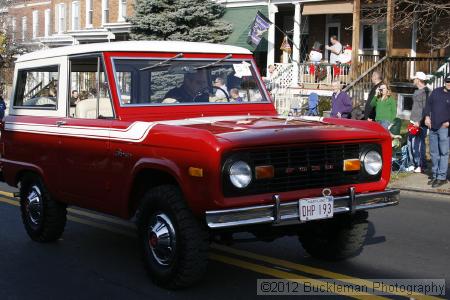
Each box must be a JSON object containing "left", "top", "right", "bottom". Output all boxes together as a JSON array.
[{"left": 56, "top": 121, "right": 66, "bottom": 127}]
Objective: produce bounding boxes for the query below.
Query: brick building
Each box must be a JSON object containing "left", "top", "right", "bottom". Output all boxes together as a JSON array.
[{"left": 5, "top": 0, "right": 134, "bottom": 48}]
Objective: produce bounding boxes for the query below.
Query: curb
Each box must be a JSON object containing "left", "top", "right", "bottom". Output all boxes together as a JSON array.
[{"left": 393, "top": 187, "right": 450, "bottom": 196}]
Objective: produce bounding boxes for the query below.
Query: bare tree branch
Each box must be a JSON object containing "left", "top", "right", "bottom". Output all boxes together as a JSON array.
[{"left": 362, "top": 0, "right": 450, "bottom": 50}]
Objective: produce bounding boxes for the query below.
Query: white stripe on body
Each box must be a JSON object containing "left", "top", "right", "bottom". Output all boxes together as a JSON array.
[{"left": 4, "top": 116, "right": 263, "bottom": 142}]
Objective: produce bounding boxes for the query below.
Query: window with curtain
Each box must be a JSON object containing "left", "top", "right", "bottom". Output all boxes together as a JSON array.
[
  {"left": 21, "top": 17, "right": 27, "bottom": 41},
  {"left": 118, "top": 0, "right": 127, "bottom": 21},
  {"left": 45, "top": 9, "right": 51, "bottom": 36},
  {"left": 32, "top": 11, "right": 39, "bottom": 39},
  {"left": 86, "top": 0, "right": 93, "bottom": 28},
  {"left": 58, "top": 3, "right": 66, "bottom": 33},
  {"left": 102, "top": 0, "right": 109, "bottom": 24},
  {"left": 72, "top": 1, "right": 80, "bottom": 31}
]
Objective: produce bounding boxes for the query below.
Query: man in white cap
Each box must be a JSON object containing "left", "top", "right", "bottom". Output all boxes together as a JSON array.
[{"left": 407, "top": 71, "right": 430, "bottom": 173}]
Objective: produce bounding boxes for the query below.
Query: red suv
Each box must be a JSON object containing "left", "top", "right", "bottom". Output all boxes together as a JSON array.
[{"left": 0, "top": 41, "right": 399, "bottom": 289}]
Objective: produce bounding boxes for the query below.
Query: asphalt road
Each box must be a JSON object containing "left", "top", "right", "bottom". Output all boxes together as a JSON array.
[{"left": 0, "top": 188, "right": 449, "bottom": 300}]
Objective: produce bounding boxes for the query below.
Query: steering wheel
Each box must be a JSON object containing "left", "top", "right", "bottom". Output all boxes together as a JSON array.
[
  {"left": 192, "top": 88, "right": 210, "bottom": 102},
  {"left": 212, "top": 86, "right": 230, "bottom": 102}
]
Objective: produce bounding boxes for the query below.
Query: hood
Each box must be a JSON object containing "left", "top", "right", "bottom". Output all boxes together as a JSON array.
[{"left": 159, "top": 116, "right": 387, "bottom": 148}]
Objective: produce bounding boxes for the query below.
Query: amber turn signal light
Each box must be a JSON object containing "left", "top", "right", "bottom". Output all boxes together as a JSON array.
[
  {"left": 255, "top": 165, "right": 275, "bottom": 179},
  {"left": 343, "top": 159, "right": 361, "bottom": 172},
  {"left": 188, "top": 167, "right": 203, "bottom": 177}
]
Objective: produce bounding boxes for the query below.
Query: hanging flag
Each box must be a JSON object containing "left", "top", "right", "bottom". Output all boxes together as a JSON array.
[
  {"left": 247, "top": 11, "right": 272, "bottom": 48},
  {"left": 280, "top": 35, "right": 292, "bottom": 53}
]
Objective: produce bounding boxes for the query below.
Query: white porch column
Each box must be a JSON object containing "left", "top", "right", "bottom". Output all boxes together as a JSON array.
[
  {"left": 267, "top": 4, "right": 278, "bottom": 68},
  {"left": 410, "top": 14, "right": 417, "bottom": 78},
  {"left": 292, "top": 2, "right": 302, "bottom": 86}
]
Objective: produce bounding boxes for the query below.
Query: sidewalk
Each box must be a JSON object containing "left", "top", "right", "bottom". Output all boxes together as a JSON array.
[{"left": 390, "top": 170, "right": 450, "bottom": 195}]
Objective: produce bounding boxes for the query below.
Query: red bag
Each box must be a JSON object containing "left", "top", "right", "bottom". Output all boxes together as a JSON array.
[{"left": 407, "top": 123, "right": 420, "bottom": 135}]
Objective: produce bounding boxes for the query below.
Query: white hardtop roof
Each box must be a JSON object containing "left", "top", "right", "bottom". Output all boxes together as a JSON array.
[{"left": 16, "top": 41, "right": 253, "bottom": 62}]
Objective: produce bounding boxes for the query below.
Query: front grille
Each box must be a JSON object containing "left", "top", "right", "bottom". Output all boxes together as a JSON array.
[{"left": 223, "top": 143, "right": 371, "bottom": 197}]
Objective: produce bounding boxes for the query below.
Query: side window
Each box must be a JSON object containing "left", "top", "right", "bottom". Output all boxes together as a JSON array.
[
  {"left": 14, "top": 65, "right": 59, "bottom": 109},
  {"left": 69, "top": 56, "right": 114, "bottom": 119}
]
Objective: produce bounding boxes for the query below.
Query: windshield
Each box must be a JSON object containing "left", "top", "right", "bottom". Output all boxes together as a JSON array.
[{"left": 112, "top": 57, "right": 269, "bottom": 106}]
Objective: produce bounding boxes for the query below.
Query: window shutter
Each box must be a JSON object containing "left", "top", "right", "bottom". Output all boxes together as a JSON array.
[
  {"left": 68, "top": 2, "right": 72, "bottom": 31},
  {"left": 54, "top": 4, "right": 58, "bottom": 33}
]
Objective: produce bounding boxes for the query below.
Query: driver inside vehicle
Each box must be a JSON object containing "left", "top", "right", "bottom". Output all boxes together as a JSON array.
[{"left": 164, "top": 70, "right": 210, "bottom": 103}]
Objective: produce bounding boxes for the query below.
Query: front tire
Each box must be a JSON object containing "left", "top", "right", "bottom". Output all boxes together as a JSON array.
[
  {"left": 137, "top": 185, "right": 209, "bottom": 289},
  {"left": 298, "top": 211, "right": 369, "bottom": 261},
  {"left": 19, "top": 174, "right": 67, "bottom": 242}
]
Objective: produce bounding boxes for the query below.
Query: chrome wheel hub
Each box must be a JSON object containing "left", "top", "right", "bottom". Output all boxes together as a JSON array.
[
  {"left": 26, "top": 185, "right": 42, "bottom": 226},
  {"left": 148, "top": 213, "right": 177, "bottom": 266}
]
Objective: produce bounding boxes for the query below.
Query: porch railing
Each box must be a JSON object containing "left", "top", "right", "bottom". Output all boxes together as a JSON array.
[
  {"left": 390, "top": 56, "right": 447, "bottom": 83},
  {"left": 428, "top": 58, "right": 450, "bottom": 90},
  {"left": 298, "top": 63, "right": 351, "bottom": 87},
  {"left": 273, "top": 54, "right": 381, "bottom": 89},
  {"left": 272, "top": 55, "right": 449, "bottom": 116},
  {"left": 343, "top": 56, "right": 389, "bottom": 108},
  {"left": 343, "top": 56, "right": 449, "bottom": 109},
  {"left": 357, "top": 54, "right": 382, "bottom": 74}
]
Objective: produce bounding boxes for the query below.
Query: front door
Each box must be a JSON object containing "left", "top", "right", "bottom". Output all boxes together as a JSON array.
[{"left": 58, "top": 55, "right": 115, "bottom": 211}]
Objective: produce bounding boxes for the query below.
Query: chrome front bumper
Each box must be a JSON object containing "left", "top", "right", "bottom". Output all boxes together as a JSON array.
[{"left": 206, "top": 188, "right": 400, "bottom": 229}]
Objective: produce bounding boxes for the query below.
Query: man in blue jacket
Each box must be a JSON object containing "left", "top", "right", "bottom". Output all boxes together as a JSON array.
[{"left": 423, "top": 74, "right": 450, "bottom": 188}]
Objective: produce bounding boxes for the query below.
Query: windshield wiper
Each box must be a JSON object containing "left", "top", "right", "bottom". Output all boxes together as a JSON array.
[
  {"left": 139, "top": 53, "right": 184, "bottom": 71},
  {"left": 194, "top": 54, "right": 233, "bottom": 70}
]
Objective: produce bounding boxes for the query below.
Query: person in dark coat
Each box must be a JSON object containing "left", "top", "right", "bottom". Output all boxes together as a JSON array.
[
  {"left": 423, "top": 74, "right": 450, "bottom": 188},
  {"left": 364, "top": 71, "right": 383, "bottom": 120}
]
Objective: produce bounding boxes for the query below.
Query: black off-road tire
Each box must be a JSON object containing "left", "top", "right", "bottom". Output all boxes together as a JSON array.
[
  {"left": 137, "top": 185, "right": 209, "bottom": 289},
  {"left": 19, "top": 173, "right": 67, "bottom": 242},
  {"left": 298, "top": 211, "right": 369, "bottom": 261}
]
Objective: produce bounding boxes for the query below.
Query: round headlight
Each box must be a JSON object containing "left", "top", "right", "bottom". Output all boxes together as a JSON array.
[
  {"left": 363, "top": 150, "right": 382, "bottom": 175},
  {"left": 229, "top": 161, "right": 252, "bottom": 188}
]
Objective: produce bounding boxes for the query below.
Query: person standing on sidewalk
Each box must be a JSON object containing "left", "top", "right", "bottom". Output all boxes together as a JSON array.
[
  {"left": 423, "top": 74, "right": 450, "bottom": 188},
  {"left": 363, "top": 71, "right": 383, "bottom": 120},
  {"left": 407, "top": 72, "right": 430, "bottom": 173},
  {"left": 330, "top": 81, "right": 352, "bottom": 118},
  {"left": 368, "top": 83, "right": 397, "bottom": 129}
]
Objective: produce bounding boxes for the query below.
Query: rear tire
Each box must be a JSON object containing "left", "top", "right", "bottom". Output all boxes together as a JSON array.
[
  {"left": 19, "top": 173, "right": 67, "bottom": 242},
  {"left": 298, "top": 211, "right": 368, "bottom": 261},
  {"left": 137, "top": 185, "right": 209, "bottom": 289}
]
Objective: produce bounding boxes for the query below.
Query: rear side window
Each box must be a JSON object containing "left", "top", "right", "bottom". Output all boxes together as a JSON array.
[{"left": 14, "top": 65, "right": 59, "bottom": 109}]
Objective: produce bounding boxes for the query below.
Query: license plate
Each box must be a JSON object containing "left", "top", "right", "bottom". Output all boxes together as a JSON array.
[{"left": 299, "top": 196, "right": 334, "bottom": 222}]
